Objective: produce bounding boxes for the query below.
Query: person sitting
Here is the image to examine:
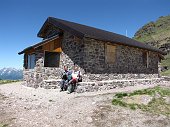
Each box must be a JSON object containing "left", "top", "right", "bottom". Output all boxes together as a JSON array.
[
  {"left": 60, "top": 66, "right": 69, "bottom": 92},
  {"left": 67, "top": 66, "right": 82, "bottom": 94}
]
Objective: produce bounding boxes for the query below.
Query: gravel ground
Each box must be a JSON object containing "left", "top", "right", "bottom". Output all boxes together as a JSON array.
[{"left": 0, "top": 81, "right": 170, "bottom": 127}]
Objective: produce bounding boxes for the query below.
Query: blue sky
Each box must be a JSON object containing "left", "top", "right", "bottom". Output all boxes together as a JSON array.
[{"left": 0, "top": 0, "right": 170, "bottom": 69}]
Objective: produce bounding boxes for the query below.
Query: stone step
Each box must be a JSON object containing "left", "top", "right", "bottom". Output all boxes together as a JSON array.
[
  {"left": 75, "top": 78, "right": 163, "bottom": 93},
  {"left": 162, "top": 76, "right": 170, "bottom": 81},
  {"left": 38, "top": 78, "right": 163, "bottom": 92},
  {"left": 40, "top": 79, "right": 61, "bottom": 89}
]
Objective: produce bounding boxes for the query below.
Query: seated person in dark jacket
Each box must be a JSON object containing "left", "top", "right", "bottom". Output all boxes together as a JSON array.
[{"left": 60, "top": 66, "right": 69, "bottom": 92}]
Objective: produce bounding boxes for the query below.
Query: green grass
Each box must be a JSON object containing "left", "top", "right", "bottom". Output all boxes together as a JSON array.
[
  {"left": 112, "top": 99, "right": 127, "bottom": 107},
  {"left": 114, "top": 93, "right": 128, "bottom": 98},
  {"left": 0, "top": 123, "right": 8, "bottom": 127},
  {"left": 134, "top": 34, "right": 153, "bottom": 43},
  {"left": 141, "top": 98, "right": 170, "bottom": 116},
  {"left": 0, "top": 80, "right": 20, "bottom": 85},
  {"left": 161, "top": 69, "right": 170, "bottom": 76},
  {"left": 112, "top": 86, "right": 170, "bottom": 115},
  {"left": 161, "top": 53, "right": 170, "bottom": 76},
  {"left": 133, "top": 15, "right": 170, "bottom": 76},
  {"left": 161, "top": 53, "right": 170, "bottom": 67}
]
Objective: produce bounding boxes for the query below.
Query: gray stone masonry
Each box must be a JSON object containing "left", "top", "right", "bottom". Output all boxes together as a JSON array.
[
  {"left": 23, "top": 31, "right": 160, "bottom": 90},
  {"left": 83, "top": 37, "right": 158, "bottom": 74},
  {"left": 75, "top": 78, "right": 162, "bottom": 93}
]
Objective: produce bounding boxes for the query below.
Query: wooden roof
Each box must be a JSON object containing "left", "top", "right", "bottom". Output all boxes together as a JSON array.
[
  {"left": 18, "top": 35, "right": 59, "bottom": 55},
  {"left": 37, "top": 17, "right": 166, "bottom": 55},
  {"left": 19, "top": 17, "right": 166, "bottom": 55}
]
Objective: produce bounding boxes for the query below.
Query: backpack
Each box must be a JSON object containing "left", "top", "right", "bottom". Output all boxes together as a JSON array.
[
  {"left": 67, "top": 71, "right": 72, "bottom": 81},
  {"left": 62, "top": 72, "right": 68, "bottom": 80}
]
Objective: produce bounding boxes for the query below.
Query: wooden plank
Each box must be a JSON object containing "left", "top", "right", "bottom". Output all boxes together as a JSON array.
[
  {"left": 105, "top": 44, "right": 116, "bottom": 63},
  {"left": 42, "top": 37, "right": 62, "bottom": 52}
]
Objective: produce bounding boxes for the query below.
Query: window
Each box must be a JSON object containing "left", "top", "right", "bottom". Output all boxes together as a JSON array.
[
  {"left": 44, "top": 51, "right": 60, "bottom": 67},
  {"left": 142, "top": 51, "right": 149, "bottom": 68},
  {"left": 105, "top": 44, "right": 116, "bottom": 64},
  {"left": 27, "top": 54, "right": 35, "bottom": 69}
]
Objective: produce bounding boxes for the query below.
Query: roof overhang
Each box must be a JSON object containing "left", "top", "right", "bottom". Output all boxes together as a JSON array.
[
  {"left": 37, "top": 17, "right": 84, "bottom": 39},
  {"left": 18, "top": 35, "right": 59, "bottom": 55},
  {"left": 19, "top": 17, "right": 167, "bottom": 56}
]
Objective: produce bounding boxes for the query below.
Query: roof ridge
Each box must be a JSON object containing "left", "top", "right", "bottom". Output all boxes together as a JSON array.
[
  {"left": 49, "top": 17, "right": 85, "bottom": 38},
  {"left": 49, "top": 17, "right": 121, "bottom": 36},
  {"left": 37, "top": 17, "right": 166, "bottom": 55}
]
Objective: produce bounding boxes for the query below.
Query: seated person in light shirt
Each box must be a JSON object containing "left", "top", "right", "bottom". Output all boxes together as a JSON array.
[
  {"left": 72, "top": 67, "right": 82, "bottom": 81},
  {"left": 67, "top": 65, "right": 82, "bottom": 93}
]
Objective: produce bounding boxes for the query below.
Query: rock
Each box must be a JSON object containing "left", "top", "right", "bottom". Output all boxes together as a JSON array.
[
  {"left": 92, "top": 102, "right": 96, "bottom": 105},
  {"left": 86, "top": 116, "right": 93, "bottom": 123},
  {"left": 74, "top": 119, "right": 78, "bottom": 123},
  {"left": 56, "top": 115, "right": 62, "bottom": 119},
  {"left": 164, "top": 97, "right": 170, "bottom": 104},
  {"left": 154, "top": 92, "right": 161, "bottom": 99},
  {"left": 124, "top": 95, "right": 153, "bottom": 105}
]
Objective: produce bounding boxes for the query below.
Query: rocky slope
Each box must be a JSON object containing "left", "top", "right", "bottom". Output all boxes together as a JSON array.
[
  {"left": 0, "top": 68, "right": 23, "bottom": 80},
  {"left": 133, "top": 15, "right": 170, "bottom": 75}
]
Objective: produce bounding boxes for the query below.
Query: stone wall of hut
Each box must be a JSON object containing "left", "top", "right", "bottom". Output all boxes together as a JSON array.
[{"left": 23, "top": 32, "right": 159, "bottom": 88}]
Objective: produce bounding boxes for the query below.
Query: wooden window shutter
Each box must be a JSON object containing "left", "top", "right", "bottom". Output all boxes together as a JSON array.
[
  {"left": 105, "top": 44, "right": 116, "bottom": 64},
  {"left": 142, "top": 51, "right": 149, "bottom": 68}
]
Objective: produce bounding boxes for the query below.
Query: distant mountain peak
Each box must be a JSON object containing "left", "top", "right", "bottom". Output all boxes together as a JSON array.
[
  {"left": 133, "top": 15, "right": 170, "bottom": 48},
  {"left": 133, "top": 15, "right": 170, "bottom": 76},
  {"left": 0, "top": 67, "right": 23, "bottom": 80}
]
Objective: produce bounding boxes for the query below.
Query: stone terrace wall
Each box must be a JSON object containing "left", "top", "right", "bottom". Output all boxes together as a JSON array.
[
  {"left": 82, "top": 73, "right": 159, "bottom": 82},
  {"left": 76, "top": 78, "right": 162, "bottom": 93}
]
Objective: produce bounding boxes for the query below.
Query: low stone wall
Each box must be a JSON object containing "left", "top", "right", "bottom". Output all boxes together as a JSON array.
[
  {"left": 23, "top": 69, "right": 159, "bottom": 89},
  {"left": 23, "top": 78, "right": 162, "bottom": 93},
  {"left": 40, "top": 79, "right": 61, "bottom": 89},
  {"left": 23, "top": 67, "right": 63, "bottom": 88},
  {"left": 23, "top": 69, "right": 36, "bottom": 87},
  {"left": 75, "top": 78, "right": 162, "bottom": 93},
  {"left": 82, "top": 73, "right": 159, "bottom": 82}
]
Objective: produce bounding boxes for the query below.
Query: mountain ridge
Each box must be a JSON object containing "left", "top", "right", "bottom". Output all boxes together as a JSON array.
[
  {"left": 133, "top": 15, "right": 170, "bottom": 76},
  {"left": 0, "top": 67, "right": 23, "bottom": 80}
]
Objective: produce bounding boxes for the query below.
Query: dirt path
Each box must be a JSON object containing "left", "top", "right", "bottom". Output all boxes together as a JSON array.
[{"left": 0, "top": 82, "right": 170, "bottom": 127}]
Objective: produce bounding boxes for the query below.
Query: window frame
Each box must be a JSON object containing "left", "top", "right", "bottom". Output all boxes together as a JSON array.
[
  {"left": 26, "top": 53, "right": 36, "bottom": 69},
  {"left": 44, "top": 51, "right": 60, "bottom": 68},
  {"left": 142, "top": 51, "right": 149, "bottom": 68}
]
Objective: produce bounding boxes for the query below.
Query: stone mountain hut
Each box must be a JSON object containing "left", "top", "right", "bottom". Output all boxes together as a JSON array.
[{"left": 18, "top": 17, "right": 166, "bottom": 89}]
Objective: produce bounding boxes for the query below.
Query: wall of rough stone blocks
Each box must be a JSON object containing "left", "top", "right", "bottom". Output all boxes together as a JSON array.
[
  {"left": 23, "top": 31, "right": 159, "bottom": 88},
  {"left": 82, "top": 37, "right": 159, "bottom": 75},
  {"left": 23, "top": 49, "right": 63, "bottom": 88},
  {"left": 59, "top": 32, "right": 85, "bottom": 73}
]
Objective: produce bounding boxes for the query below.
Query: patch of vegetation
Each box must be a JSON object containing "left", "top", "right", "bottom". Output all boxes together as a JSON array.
[
  {"left": 141, "top": 98, "right": 170, "bottom": 116},
  {"left": 133, "top": 15, "right": 170, "bottom": 76},
  {"left": 0, "top": 80, "right": 20, "bottom": 85},
  {"left": 114, "top": 92, "right": 128, "bottom": 98},
  {"left": 134, "top": 34, "right": 153, "bottom": 43},
  {"left": 161, "top": 53, "right": 170, "bottom": 76},
  {"left": 161, "top": 69, "right": 170, "bottom": 76},
  {"left": 0, "top": 123, "right": 8, "bottom": 127},
  {"left": 112, "top": 86, "right": 170, "bottom": 115},
  {"left": 112, "top": 99, "right": 127, "bottom": 107}
]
